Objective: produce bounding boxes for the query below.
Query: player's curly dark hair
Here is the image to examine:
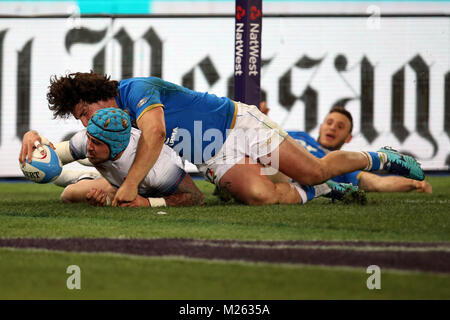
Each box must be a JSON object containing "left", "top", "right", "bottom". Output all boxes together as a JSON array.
[{"left": 47, "top": 71, "right": 119, "bottom": 118}]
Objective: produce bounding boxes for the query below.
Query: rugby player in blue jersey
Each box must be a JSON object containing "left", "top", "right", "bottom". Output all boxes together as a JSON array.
[
  {"left": 287, "top": 107, "right": 431, "bottom": 193},
  {"left": 20, "top": 71, "right": 425, "bottom": 206}
]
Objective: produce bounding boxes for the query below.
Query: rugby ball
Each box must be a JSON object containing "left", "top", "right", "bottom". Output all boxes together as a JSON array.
[{"left": 20, "top": 145, "right": 63, "bottom": 183}]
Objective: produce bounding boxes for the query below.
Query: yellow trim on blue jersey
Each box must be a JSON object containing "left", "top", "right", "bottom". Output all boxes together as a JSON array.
[
  {"left": 229, "top": 101, "right": 238, "bottom": 130},
  {"left": 136, "top": 103, "right": 164, "bottom": 122},
  {"left": 356, "top": 171, "right": 365, "bottom": 180}
]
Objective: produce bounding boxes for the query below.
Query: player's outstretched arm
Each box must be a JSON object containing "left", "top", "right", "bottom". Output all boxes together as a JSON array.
[
  {"left": 112, "top": 107, "right": 166, "bottom": 206},
  {"left": 358, "top": 172, "right": 432, "bottom": 193}
]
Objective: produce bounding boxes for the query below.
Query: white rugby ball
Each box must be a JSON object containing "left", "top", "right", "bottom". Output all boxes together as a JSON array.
[{"left": 20, "top": 145, "right": 63, "bottom": 183}]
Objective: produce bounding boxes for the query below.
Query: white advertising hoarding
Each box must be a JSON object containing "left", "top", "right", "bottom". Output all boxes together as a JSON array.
[{"left": 0, "top": 16, "right": 448, "bottom": 177}]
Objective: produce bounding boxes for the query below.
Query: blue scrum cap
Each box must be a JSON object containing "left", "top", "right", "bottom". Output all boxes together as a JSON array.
[{"left": 87, "top": 108, "right": 132, "bottom": 159}]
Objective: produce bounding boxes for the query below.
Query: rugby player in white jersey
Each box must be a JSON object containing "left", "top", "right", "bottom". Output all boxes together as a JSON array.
[{"left": 22, "top": 108, "right": 204, "bottom": 207}]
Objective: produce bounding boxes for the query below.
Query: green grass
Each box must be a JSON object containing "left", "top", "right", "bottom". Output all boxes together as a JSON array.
[
  {"left": 0, "top": 176, "right": 449, "bottom": 299},
  {"left": 0, "top": 177, "right": 448, "bottom": 242},
  {"left": 1, "top": 248, "right": 449, "bottom": 300}
]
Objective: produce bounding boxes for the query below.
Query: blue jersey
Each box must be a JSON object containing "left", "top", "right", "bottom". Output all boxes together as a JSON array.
[
  {"left": 287, "top": 131, "right": 361, "bottom": 186},
  {"left": 115, "top": 77, "right": 237, "bottom": 163}
]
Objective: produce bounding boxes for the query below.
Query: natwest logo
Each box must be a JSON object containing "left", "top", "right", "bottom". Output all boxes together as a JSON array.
[
  {"left": 236, "top": 5, "right": 246, "bottom": 20},
  {"left": 234, "top": 23, "right": 244, "bottom": 76},
  {"left": 248, "top": 23, "right": 260, "bottom": 76},
  {"left": 250, "top": 6, "right": 261, "bottom": 20}
]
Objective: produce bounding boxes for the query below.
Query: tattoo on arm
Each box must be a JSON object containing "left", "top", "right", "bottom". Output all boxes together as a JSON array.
[{"left": 164, "top": 174, "right": 205, "bottom": 207}]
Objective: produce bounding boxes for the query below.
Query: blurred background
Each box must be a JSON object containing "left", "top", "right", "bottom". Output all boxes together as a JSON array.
[
  {"left": 0, "top": 0, "right": 449, "bottom": 176},
  {"left": 1, "top": 0, "right": 449, "bottom": 15}
]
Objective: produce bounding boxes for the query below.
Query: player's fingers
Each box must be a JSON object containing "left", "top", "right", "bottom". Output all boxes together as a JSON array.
[
  {"left": 49, "top": 142, "right": 56, "bottom": 150},
  {"left": 99, "top": 193, "right": 107, "bottom": 206},
  {"left": 19, "top": 144, "right": 26, "bottom": 164},
  {"left": 23, "top": 141, "right": 34, "bottom": 163},
  {"left": 86, "top": 188, "right": 97, "bottom": 200},
  {"left": 19, "top": 134, "right": 35, "bottom": 164},
  {"left": 90, "top": 189, "right": 101, "bottom": 205},
  {"left": 112, "top": 192, "right": 125, "bottom": 207},
  {"left": 89, "top": 189, "right": 104, "bottom": 207},
  {"left": 94, "top": 189, "right": 104, "bottom": 203},
  {"left": 86, "top": 193, "right": 95, "bottom": 205},
  {"left": 26, "top": 147, "right": 33, "bottom": 163},
  {"left": 26, "top": 140, "right": 44, "bottom": 164},
  {"left": 119, "top": 201, "right": 132, "bottom": 207},
  {"left": 34, "top": 140, "right": 45, "bottom": 156}
]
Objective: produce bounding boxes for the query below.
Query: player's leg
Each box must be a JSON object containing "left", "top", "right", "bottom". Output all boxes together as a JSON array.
[
  {"left": 273, "top": 135, "right": 366, "bottom": 185},
  {"left": 272, "top": 136, "right": 424, "bottom": 186},
  {"left": 207, "top": 102, "right": 360, "bottom": 205},
  {"left": 218, "top": 157, "right": 300, "bottom": 205},
  {"left": 60, "top": 178, "right": 115, "bottom": 203},
  {"left": 212, "top": 156, "right": 334, "bottom": 205},
  {"left": 234, "top": 103, "right": 370, "bottom": 185},
  {"left": 240, "top": 99, "right": 424, "bottom": 184}
]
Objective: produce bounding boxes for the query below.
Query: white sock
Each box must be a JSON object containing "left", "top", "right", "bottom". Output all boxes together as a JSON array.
[
  {"left": 378, "top": 152, "right": 388, "bottom": 169},
  {"left": 291, "top": 182, "right": 308, "bottom": 204},
  {"left": 313, "top": 183, "right": 332, "bottom": 197},
  {"left": 360, "top": 151, "right": 373, "bottom": 171}
]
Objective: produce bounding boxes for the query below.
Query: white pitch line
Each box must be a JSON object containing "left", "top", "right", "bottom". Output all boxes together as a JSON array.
[{"left": 188, "top": 240, "right": 450, "bottom": 253}]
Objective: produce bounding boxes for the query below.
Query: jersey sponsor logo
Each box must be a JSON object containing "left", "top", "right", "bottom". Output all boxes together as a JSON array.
[
  {"left": 166, "top": 127, "right": 179, "bottom": 147},
  {"left": 136, "top": 97, "right": 150, "bottom": 109}
]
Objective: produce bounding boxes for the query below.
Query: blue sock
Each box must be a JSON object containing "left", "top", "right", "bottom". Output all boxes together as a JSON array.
[
  {"left": 302, "top": 185, "right": 316, "bottom": 201},
  {"left": 368, "top": 152, "right": 381, "bottom": 171},
  {"left": 361, "top": 151, "right": 381, "bottom": 171}
]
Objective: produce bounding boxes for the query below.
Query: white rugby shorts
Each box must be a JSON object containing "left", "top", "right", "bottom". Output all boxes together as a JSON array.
[{"left": 197, "top": 102, "right": 288, "bottom": 185}]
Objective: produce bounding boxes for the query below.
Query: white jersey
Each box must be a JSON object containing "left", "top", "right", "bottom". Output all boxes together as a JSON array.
[{"left": 69, "top": 128, "right": 186, "bottom": 197}]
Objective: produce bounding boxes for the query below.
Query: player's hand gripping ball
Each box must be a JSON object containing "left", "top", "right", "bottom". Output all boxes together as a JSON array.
[{"left": 20, "top": 144, "right": 62, "bottom": 183}]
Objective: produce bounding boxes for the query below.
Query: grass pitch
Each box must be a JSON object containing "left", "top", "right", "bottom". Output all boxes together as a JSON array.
[{"left": 0, "top": 176, "right": 449, "bottom": 299}]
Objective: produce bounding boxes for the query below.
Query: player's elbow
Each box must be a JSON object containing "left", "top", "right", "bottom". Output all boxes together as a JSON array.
[
  {"left": 60, "top": 185, "right": 75, "bottom": 203},
  {"left": 153, "top": 126, "right": 166, "bottom": 140}
]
